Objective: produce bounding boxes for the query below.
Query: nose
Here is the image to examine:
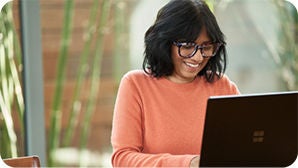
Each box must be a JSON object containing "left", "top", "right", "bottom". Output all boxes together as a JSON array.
[{"left": 191, "top": 48, "right": 204, "bottom": 63}]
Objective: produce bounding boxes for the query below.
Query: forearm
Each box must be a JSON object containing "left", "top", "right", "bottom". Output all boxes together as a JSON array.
[{"left": 112, "top": 149, "right": 198, "bottom": 167}]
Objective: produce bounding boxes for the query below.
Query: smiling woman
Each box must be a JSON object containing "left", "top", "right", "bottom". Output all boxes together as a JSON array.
[
  {"left": 2, "top": 0, "right": 297, "bottom": 167},
  {"left": 111, "top": 0, "right": 240, "bottom": 167}
]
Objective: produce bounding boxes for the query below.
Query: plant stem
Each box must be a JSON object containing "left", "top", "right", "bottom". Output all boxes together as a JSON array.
[
  {"left": 78, "top": 0, "right": 112, "bottom": 166},
  {"left": 62, "top": 0, "right": 100, "bottom": 147},
  {"left": 48, "top": 0, "right": 74, "bottom": 166}
]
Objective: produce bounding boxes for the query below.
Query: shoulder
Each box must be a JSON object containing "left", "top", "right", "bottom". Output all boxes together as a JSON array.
[
  {"left": 118, "top": 70, "right": 157, "bottom": 95},
  {"left": 123, "top": 69, "right": 147, "bottom": 78},
  {"left": 122, "top": 69, "right": 151, "bottom": 81},
  {"left": 210, "top": 74, "right": 240, "bottom": 95},
  {"left": 120, "top": 69, "right": 154, "bottom": 87}
]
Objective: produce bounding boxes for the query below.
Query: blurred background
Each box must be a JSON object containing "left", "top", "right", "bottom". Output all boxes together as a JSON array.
[{"left": 0, "top": 0, "right": 297, "bottom": 167}]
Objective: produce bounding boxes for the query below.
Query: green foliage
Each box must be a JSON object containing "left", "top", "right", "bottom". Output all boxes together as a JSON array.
[
  {"left": 48, "top": 0, "right": 75, "bottom": 166},
  {"left": 78, "top": 0, "right": 112, "bottom": 166},
  {"left": 0, "top": 2, "right": 24, "bottom": 158},
  {"left": 0, "top": 0, "right": 114, "bottom": 166},
  {"left": 48, "top": 0, "right": 113, "bottom": 167},
  {"left": 273, "top": 0, "right": 298, "bottom": 90}
]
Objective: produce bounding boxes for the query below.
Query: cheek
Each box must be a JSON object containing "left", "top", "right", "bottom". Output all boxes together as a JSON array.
[
  {"left": 171, "top": 46, "right": 179, "bottom": 58},
  {"left": 171, "top": 47, "right": 181, "bottom": 63}
]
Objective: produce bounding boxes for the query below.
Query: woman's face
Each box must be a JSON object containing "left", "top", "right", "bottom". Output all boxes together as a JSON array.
[{"left": 169, "top": 28, "right": 211, "bottom": 83}]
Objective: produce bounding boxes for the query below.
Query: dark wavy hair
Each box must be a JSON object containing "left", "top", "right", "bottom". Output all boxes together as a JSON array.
[{"left": 142, "top": 0, "right": 227, "bottom": 82}]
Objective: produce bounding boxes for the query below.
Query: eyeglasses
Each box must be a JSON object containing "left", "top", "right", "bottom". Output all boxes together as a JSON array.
[{"left": 173, "top": 41, "right": 222, "bottom": 58}]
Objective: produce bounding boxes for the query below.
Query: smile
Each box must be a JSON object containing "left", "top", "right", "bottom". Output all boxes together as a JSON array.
[{"left": 185, "top": 62, "right": 200, "bottom": 68}]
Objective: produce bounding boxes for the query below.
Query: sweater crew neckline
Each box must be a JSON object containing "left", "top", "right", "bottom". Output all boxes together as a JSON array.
[{"left": 158, "top": 75, "right": 202, "bottom": 90}]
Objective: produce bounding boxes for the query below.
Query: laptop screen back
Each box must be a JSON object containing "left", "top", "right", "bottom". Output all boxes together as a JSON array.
[{"left": 200, "top": 91, "right": 298, "bottom": 167}]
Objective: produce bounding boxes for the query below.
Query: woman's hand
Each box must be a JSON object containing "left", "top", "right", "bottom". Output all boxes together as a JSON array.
[{"left": 190, "top": 156, "right": 200, "bottom": 168}]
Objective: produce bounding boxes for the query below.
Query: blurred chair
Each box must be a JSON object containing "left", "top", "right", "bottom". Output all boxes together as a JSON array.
[{"left": 1, "top": 155, "right": 40, "bottom": 167}]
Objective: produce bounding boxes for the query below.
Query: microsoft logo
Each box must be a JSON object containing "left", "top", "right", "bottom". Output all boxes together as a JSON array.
[{"left": 252, "top": 130, "right": 265, "bottom": 143}]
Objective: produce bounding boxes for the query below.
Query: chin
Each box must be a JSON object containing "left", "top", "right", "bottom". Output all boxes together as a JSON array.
[
  {"left": 182, "top": 73, "right": 198, "bottom": 81},
  {"left": 184, "top": 70, "right": 200, "bottom": 77}
]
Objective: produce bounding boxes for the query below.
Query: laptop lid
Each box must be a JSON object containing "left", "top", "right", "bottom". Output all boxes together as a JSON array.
[{"left": 199, "top": 91, "right": 298, "bottom": 167}]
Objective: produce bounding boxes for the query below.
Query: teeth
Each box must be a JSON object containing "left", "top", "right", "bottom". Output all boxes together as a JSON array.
[{"left": 185, "top": 62, "right": 199, "bottom": 68}]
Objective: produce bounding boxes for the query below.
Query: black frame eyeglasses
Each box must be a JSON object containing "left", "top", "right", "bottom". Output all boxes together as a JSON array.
[{"left": 173, "top": 41, "right": 222, "bottom": 58}]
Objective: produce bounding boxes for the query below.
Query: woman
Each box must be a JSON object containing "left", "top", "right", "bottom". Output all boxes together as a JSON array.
[{"left": 111, "top": 0, "right": 240, "bottom": 167}]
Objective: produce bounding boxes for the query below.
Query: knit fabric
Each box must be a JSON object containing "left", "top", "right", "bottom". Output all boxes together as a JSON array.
[{"left": 111, "top": 70, "right": 240, "bottom": 167}]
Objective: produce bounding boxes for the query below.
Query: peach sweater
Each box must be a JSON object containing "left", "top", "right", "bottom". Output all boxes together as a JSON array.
[{"left": 111, "top": 70, "right": 240, "bottom": 167}]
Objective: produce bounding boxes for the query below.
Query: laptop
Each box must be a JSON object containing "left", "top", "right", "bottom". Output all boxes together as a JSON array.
[{"left": 199, "top": 91, "right": 298, "bottom": 167}]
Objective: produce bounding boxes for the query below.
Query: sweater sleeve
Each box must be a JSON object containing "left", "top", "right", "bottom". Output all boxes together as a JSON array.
[{"left": 111, "top": 72, "right": 198, "bottom": 167}]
